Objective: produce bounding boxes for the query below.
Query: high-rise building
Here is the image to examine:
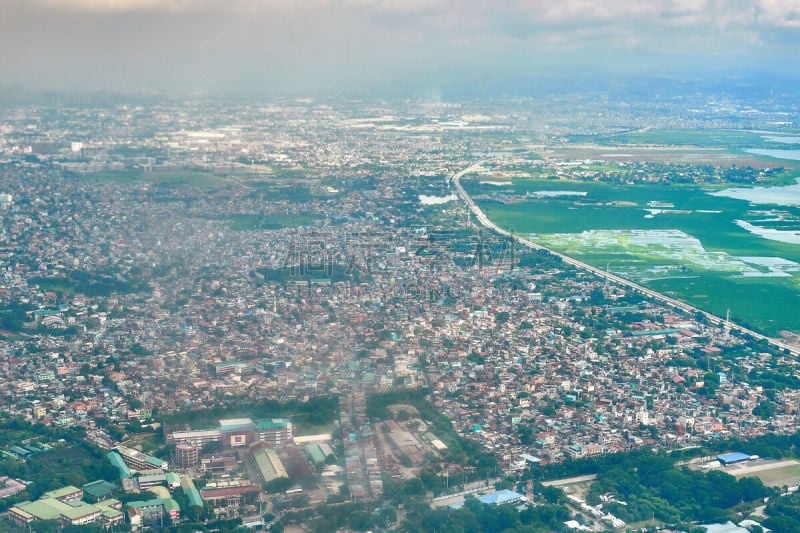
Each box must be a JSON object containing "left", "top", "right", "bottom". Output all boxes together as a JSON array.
[{"left": 174, "top": 444, "right": 200, "bottom": 469}]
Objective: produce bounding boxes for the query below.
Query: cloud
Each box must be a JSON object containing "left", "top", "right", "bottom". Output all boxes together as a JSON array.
[
  {"left": 21, "top": 0, "right": 800, "bottom": 34},
  {"left": 37, "top": 0, "right": 200, "bottom": 12},
  {"left": 758, "top": 0, "right": 800, "bottom": 27},
  {"left": 2, "top": 0, "right": 798, "bottom": 93}
]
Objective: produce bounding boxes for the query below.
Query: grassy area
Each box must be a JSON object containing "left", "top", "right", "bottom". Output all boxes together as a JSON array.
[
  {"left": 593, "top": 129, "right": 800, "bottom": 171},
  {"left": 293, "top": 421, "right": 335, "bottom": 437},
  {"left": 600, "top": 128, "right": 775, "bottom": 150},
  {"left": 30, "top": 270, "right": 146, "bottom": 297},
  {"left": 583, "top": 163, "right": 625, "bottom": 173},
  {"left": 29, "top": 278, "right": 74, "bottom": 294},
  {"left": 762, "top": 168, "right": 800, "bottom": 187},
  {"left": 218, "top": 213, "right": 321, "bottom": 230},
  {"left": 124, "top": 433, "right": 162, "bottom": 454},
  {"left": 467, "top": 177, "right": 800, "bottom": 336},
  {"left": 647, "top": 275, "right": 800, "bottom": 335},
  {"left": 159, "top": 396, "right": 339, "bottom": 432},
  {"left": 733, "top": 463, "right": 800, "bottom": 487},
  {"left": 475, "top": 180, "right": 800, "bottom": 260},
  {"left": 81, "top": 170, "right": 230, "bottom": 188}
]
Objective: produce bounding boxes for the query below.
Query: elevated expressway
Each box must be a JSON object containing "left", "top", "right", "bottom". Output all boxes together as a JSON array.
[{"left": 450, "top": 160, "right": 800, "bottom": 358}]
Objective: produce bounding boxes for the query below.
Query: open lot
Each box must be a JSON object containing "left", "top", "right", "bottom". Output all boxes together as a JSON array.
[{"left": 727, "top": 459, "right": 800, "bottom": 487}]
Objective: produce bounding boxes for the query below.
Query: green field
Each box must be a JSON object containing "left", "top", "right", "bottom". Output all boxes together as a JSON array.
[
  {"left": 466, "top": 177, "right": 800, "bottom": 336},
  {"left": 598, "top": 128, "right": 792, "bottom": 151},
  {"left": 293, "top": 420, "right": 336, "bottom": 437},
  {"left": 732, "top": 462, "right": 800, "bottom": 487},
  {"left": 213, "top": 213, "right": 321, "bottom": 230},
  {"left": 81, "top": 169, "right": 231, "bottom": 188},
  {"left": 647, "top": 275, "right": 800, "bottom": 334},
  {"left": 472, "top": 180, "right": 800, "bottom": 257}
]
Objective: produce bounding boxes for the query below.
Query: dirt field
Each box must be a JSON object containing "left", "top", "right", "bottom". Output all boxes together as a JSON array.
[{"left": 386, "top": 404, "right": 420, "bottom": 417}]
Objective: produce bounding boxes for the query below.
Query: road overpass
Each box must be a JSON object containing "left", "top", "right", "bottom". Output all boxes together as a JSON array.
[{"left": 450, "top": 159, "right": 800, "bottom": 358}]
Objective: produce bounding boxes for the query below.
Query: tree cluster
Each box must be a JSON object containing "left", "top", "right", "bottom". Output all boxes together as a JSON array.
[
  {"left": 401, "top": 498, "right": 571, "bottom": 533},
  {"left": 588, "top": 454, "right": 773, "bottom": 524}
]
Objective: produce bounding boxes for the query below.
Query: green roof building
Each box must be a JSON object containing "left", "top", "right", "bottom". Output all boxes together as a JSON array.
[
  {"left": 42, "top": 486, "right": 83, "bottom": 502},
  {"left": 82, "top": 480, "right": 117, "bottom": 502},
  {"left": 106, "top": 451, "right": 131, "bottom": 478},
  {"left": 185, "top": 487, "right": 203, "bottom": 509},
  {"left": 10, "top": 498, "right": 102, "bottom": 527},
  {"left": 305, "top": 443, "right": 327, "bottom": 465},
  {"left": 126, "top": 497, "right": 181, "bottom": 524}
]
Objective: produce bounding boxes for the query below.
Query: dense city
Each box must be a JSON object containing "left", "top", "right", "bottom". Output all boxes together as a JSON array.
[{"left": 1, "top": 93, "right": 800, "bottom": 533}]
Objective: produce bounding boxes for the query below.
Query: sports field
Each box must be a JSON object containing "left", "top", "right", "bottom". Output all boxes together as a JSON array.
[{"left": 729, "top": 460, "right": 800, "bottom": 487}]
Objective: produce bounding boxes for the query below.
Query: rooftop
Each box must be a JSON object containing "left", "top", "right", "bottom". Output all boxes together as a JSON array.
[
  {"left": 478, "top": 489, "right": 523, "bottom": 506},
  {"left": 82, "top": 480, "right": 117, "bottom": 499},
  {"left": 42, "top": 486, "right": 81, "bottom": 500}
]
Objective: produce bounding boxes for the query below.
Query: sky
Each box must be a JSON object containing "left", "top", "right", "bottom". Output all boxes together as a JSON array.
[{"left": 2, "top": 0, "right": 800, "bottom": 96}]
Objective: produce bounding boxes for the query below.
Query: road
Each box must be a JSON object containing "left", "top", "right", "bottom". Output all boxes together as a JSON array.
[
  {"left": 427, "top": 473, "right": 599, "bottom": 508},
  {"left": 450, "top": 159, "right": 800, "bottom": 358},
  {"left": 541, "top": 474, "right": 598, "bottom": 487}
]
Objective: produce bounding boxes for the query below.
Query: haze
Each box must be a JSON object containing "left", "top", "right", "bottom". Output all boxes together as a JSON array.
[{"left": 2, "top": 0, "right": 800, "bottom": 95}]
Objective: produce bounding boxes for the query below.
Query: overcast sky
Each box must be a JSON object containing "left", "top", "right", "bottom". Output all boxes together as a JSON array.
[{"left": 2, "top": 0, "right": 799, "bottom": 95}]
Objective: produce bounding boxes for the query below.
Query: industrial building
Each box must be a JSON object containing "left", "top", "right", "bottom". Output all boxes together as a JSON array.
[
  {"left": 250, "top": 443, "right": 288, "bottom": 483},
  {"left": 478, "top": 489, "right": 525, "bottom": 506},
  {"left": 305, "top": 442, "right": 334, "bottom": 465},
  {"left": 717, "top": 452, "right": 752, "bottom": 466},
  {"left": 0, "top": 477, "right": 26, "bottom": 498}
]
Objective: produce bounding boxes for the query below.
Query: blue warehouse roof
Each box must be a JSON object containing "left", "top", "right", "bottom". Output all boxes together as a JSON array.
[
  {"left": 717, "top": 452, "right": 750, "bottom": 464},
  {"left": 479, "top": 489, "right": 523, "bottom": 506}
]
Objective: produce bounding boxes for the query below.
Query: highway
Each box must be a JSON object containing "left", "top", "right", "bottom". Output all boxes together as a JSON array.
[{"left": 450, "top": 159, "right": 800, "bottom": 358}]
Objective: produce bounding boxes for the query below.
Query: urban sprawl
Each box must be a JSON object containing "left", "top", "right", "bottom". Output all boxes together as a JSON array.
[{"left": 1, "top": 94, "right": 800, "bottom": 532}]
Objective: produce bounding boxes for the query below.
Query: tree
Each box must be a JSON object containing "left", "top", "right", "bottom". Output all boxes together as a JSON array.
[
  {"left": 30, "top": 520, "right": 61, "bottom": 533},
  {"left": 264, "top": 477, "right": 292, "bottom": 493},
  {"left": 128, "top": 398, "right": 144, "bottom": 410},
  {"left": 589, "top": 287, "right": 605, "bottom": 305},
  {"left": 753, "top": 400, "right": 776, "bottom": 420},
  {"left": 540, "top": 485, "right": 565, "bottom": 504}
]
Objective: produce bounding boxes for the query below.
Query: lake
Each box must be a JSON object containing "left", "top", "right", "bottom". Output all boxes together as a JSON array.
[
  {"left": 762, "top": 136, "right": 800, "bottom": 144},
  {"left": 710, "top": 178, "right": 800, "bottom": 206},
  {"left": 745, "top": 148, "right": 800, "bottom": 161}
]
